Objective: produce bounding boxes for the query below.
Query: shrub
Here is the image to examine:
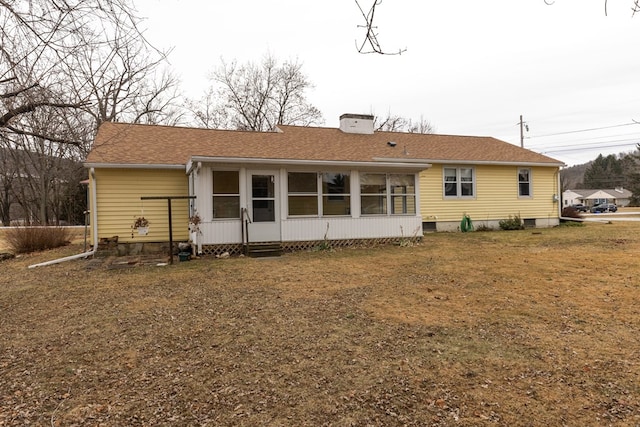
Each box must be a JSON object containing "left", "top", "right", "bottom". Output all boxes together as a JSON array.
[
  {"left": 561, "top": 206, "right": 583, "bottom": 219},
  {"left": 5, "top": 226, "right": 73, "bottom": 254},
  {"left": 499, "top": 215, "right": 524, "bottom": 231},
  {"left": 475, "top": 223, "right": 493, "bottom": 232}
]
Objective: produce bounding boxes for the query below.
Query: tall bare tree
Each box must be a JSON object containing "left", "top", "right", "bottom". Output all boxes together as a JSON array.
[
  {"left": 188, "top": 54, "right": 323, "bottom": 132},
  {"left": 374, "top": 112, "right": 435, "bottom": 134},
  {"left": 0, "top": 1, "right": 182, "bottom": 224}
]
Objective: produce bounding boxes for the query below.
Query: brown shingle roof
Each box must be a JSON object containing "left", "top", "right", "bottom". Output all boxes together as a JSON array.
[{"left": 85, "top": 122, "right": 563, "bottom": 167}]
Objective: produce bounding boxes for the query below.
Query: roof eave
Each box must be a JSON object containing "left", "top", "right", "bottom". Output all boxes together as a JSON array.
[
  {"left": 84, "top": 162, "right": 185, "bottom": 170},
  {"left": 424, "top": 159, "right": 565, "bottom": 167},
  {"left": 188, "top": 156, "right": 432, "bottom": 171}
]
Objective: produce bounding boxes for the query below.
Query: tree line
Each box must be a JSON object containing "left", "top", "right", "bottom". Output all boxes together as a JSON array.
[{"left": 562, "top": 148, "right": 640, "bottom": 205}]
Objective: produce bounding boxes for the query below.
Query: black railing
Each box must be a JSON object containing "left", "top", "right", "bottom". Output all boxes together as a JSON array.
[{"left": 241, "top": 207, "right": 252, "bottom": 253}]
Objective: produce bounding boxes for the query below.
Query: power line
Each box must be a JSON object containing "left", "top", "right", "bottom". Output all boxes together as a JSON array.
[
  {"left": 526, "top": 131, "right": 640, "bottom": 148},
  {"left": 540, "top": 139, "right": 639, "bottom": 154},
  {"left": 529, "top": 122, "right": 639, "bottom": 139}
]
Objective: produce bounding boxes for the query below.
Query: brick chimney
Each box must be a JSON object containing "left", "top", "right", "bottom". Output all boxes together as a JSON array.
[{"left": 339, "top": 113, "right": 374, "bottom": 134}]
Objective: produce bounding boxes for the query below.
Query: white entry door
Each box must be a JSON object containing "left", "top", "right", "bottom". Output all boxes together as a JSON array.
[{"left": 248, "top": 171, "right": 281, "bottom": 242}]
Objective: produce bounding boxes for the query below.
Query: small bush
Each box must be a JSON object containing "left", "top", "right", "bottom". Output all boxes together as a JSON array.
[
  {"left": 499, "top": 215, "right": 524, "bottom": 231},
  {"left": 475, "top": 223, "right": 493, "bottom": 232},
  {"left": 561, "top": 206, "right": 583, "bottom": 219},
  {"left": 5, "top": 226, "right": 73, "bottom": 254}
]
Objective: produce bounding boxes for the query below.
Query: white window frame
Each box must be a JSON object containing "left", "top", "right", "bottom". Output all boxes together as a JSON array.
[
  {"left": 443, "top": 167, "right": 475, "bottom": 199},
  {"left": 518, "top": 168, "right": 533, "bottom": 198},
  {"left": 360, "top": 173, "right": 417, "bottom": 216},
  {"left": 287, "top": 172, "right": 319, "bottom": 217},
  {"left": 212, "top": 169, "right": 241, "bottom": 220},
  {"left": 286, "top": 171, "right": 352, "bottom": 217}
]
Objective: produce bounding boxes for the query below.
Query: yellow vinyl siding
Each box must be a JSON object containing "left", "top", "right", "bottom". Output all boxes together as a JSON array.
[
  {"left": 420, "top": 164, "right": 559, "bottom": 221},
  {"left": 91, "top": 168, "right": 189, "bottom": 243}
]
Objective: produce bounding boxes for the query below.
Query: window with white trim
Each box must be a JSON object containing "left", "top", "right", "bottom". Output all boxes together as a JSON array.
[
  {"left": 288, "top": 172, "right": 318, "bottom": 216},
  {"left": 443, "top": 167, "right": 475, "bottom": 198},
  {"left": 212, "top": 170, "right": 240, "bottom": 219},
  {"left": 390, "top": 174, "right": 416, "bottom": 214},
  {"left": 322, "top": 173, "right": 351, "bottom": 216},
  {"left": 518, "top": 168, "right": 532, "bottom": 197},
  {"left": 287, "top": 172, "right": 351, "bottom": 217},
  {"left": 360, "top": 173, "right": 416, "bottom": 215}
]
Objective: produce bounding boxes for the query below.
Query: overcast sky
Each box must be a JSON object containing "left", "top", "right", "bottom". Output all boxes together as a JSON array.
[{"left": 136, "top": 0, "right": 640, "bottom": 167}]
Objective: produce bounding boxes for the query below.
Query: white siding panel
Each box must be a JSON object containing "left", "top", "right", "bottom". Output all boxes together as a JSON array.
[
  {"left": 199, "top": 221, "right": 243, "bottom": 244},
  {"left": 282, "top": 216, "right": 422, "bottom": 242}
]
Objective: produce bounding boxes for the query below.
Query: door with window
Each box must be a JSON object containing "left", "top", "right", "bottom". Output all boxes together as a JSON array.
[{"left": 248, "top": 171, "right": 281, "bottom": 242}]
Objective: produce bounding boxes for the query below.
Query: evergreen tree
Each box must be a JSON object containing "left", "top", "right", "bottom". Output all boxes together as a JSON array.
[
  {"left": 583, "top": 154, "right": 625, "bottom": 188},
  {"left": 624, "top": 145, "right": 640, "bottom": 206}
]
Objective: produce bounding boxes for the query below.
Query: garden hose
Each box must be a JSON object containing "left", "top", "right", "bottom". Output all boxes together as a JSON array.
[{"left": 460, "top": 214, "right": 474, "bottom": 232}]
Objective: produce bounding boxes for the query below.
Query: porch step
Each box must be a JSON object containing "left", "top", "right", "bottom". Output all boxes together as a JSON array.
[{"left": 246, "top": 242, "right": 282, "bottom": 258}]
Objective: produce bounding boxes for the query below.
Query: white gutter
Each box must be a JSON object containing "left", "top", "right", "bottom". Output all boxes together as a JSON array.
[
  {"left": 28, "top": 168, "right": 100, "bottom": 268},
  {"left": 83, "top": 162, "right": 184, "bottom": 170},
  {"left": 189, "top": 156, "right": 432, "bottom": 170},
  {"left": 412, "top": 159, "right": 566, "bottom": 167}
]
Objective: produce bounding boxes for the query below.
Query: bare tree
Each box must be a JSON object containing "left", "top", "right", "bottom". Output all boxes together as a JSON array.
[
  {"left": 185, "top": 87, "right": 229, "bottom": 129},
  {"left": 374, "top": 112, "right": 435, "bottom": 134},
  {"left": 0, "top": 1, "right": 181, "bottom": 224},
  {"left": 68, "top": 33, "right": 183, "bottom": 130},
  {"left": 0, "top": 0, "right": 144, "bottom": 144},
  {"left": 189, "top": 54, "right": 323, "bottom": 132},
  {"left": 355, "top": 0, "right": 406, "bottom": 55}
]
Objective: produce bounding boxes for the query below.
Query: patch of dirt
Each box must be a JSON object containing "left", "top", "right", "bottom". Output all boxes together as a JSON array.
[{"left": 1, "top": 222, "right": 640, "bottom": 425}]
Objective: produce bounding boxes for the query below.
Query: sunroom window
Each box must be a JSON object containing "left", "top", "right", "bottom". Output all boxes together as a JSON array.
[
  {"left": 288, "top": 172, "right": 318, "bottom": 216},
  {"left": 360, "top": 173, "right": 416, "bottom": 215},
  {"left": 212, "top": 170, "right": 240, "bottom": 219},
  {"left": 360, "top": 173, "right": 387, "bottom": 215},
  {"left": 322, "top": 173, "right": 350, "bottom": 216},
  {"left": 390, "top": 174, "right": 416, "bottom": 214}
]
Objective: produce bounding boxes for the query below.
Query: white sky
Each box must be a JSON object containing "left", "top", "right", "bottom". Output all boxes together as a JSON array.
[{"left": 136, "top": 0, "right": 640, "bottom": 166}]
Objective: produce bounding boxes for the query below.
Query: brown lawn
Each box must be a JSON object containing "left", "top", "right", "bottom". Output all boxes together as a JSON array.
[{"left": 1, "top": 222, "right": 640, "bottom": 426}]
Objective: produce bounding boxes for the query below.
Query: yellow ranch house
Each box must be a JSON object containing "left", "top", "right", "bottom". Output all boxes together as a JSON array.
[{"left": 84, "top": 114, "right": 564, "bottom": 256}]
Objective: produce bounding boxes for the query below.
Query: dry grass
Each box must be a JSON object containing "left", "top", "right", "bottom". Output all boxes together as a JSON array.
[{"left": 1, "top": 222, "right": 640, "bottom": 426}]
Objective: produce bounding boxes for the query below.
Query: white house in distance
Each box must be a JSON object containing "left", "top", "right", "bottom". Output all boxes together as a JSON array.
[{"left": 563, "top": 188, "right": 633, "bottom": 208}]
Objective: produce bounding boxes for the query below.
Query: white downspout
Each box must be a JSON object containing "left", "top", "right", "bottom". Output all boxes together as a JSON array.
[{"left": 28, "top": 168, "right": 99, "bottom": 268}]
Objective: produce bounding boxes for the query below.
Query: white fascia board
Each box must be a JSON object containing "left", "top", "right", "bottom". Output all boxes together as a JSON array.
[
  {"left": 422, "top": 159, "right": 565, "bottom": 167},
  {"left": 189, "top": 156, "right": 432, "bottom": 170},
  {"left": 83, "top": 162, "right": 185, "bottom": 170}
]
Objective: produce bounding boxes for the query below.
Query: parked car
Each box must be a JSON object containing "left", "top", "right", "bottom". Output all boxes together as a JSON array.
[
  {"left": 590, "top": 203, "right": 617, "bottom": 213},
  {"left": 570, "top": 203, "right": 589, "bottom": 212}
]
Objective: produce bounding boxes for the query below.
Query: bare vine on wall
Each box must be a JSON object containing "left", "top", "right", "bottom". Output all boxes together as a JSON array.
[{"left": 355, "top": 0, "right": 407, "bottom": 55}]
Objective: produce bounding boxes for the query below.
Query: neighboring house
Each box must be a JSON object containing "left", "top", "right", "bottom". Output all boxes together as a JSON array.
[
  {"left": 562, "top": 188, "right": 632, "bottom": 208},
  {"left": 84, "top": 114, "right": 563, "bottom": 255}
]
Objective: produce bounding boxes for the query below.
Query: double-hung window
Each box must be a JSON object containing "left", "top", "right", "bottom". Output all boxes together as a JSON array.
[
  {"left": 518, "top": 168, "right": 532, "bottom": 197},
  {"left": 390, "top": 174, "right": 416, "bottom": 214},
  {"left": 288, "top": 172, "right": 318, "bottom": 216},
  {"left": 212, "top": 170, "right": 240, "bottom": 219},
  {"left": 443, "top": 167, "right": 474, "bottom": 198},
  {"left": 360, "top": 173, "right": 387, "bottom": 215},
  {"left": 287, "top": 172, "right": 351, "bottom": 216},
  {"left": 322, "top": 173, "right": 351, "bottom": 215},
  {"left": 361, "top": 173, "right": 416, "bottom": 215}
]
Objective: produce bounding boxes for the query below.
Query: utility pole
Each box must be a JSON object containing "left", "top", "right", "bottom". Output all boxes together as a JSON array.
[{"left": 519, "top": 115, "right": 524, "bottom": 148}]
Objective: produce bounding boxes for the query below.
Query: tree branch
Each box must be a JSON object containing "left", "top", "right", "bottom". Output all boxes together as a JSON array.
[
  {"left": 0, "top": 100, "right": 88, "bottom": 127},
  {"left": 355, "top": 0, "right": 407, "bottom": 55},
  {"left": 5, "top": 125, "right": 81, "bottom": 146}
]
